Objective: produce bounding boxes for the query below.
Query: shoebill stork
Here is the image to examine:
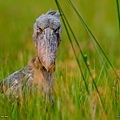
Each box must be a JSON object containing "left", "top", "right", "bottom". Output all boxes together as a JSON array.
[{"left": 0, "top": 10, "right": 62, "bottom": 99}]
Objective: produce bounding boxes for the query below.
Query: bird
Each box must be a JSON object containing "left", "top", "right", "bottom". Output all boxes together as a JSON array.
[{"left": 0, "top": 10, "right": 62, "bottom": 100}]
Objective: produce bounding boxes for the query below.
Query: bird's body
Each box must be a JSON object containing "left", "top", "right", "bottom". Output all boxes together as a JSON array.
[
  {"left": 1, "top": 56, "right": 54, "bottom": 98},
  {"left": 0, "top": 10, "right": 62, "bottom": 99}
]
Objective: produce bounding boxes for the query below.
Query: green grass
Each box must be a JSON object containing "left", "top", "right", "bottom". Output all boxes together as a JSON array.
[{"left": 0, "top": 0, "right": 120, "bottom": 120}]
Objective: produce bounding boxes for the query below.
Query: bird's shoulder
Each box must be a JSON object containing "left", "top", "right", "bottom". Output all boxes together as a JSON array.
[{"left": 1, "top": 65, "right": 34, "bottom": 86}]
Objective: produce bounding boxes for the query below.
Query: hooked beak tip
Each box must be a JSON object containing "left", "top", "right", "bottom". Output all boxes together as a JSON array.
[{"left": 42, "top": 62, "right": 54, "bottom": 71}]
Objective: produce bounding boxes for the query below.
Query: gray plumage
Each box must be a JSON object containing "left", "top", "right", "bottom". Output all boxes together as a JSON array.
[{"left": 0, "top": 10, "right": 62, "bottom": 98}]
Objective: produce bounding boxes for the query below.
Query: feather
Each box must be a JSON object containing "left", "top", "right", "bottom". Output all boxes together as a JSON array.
[{"left": 0, "top": 10, "right": 62, "bottom": 99}]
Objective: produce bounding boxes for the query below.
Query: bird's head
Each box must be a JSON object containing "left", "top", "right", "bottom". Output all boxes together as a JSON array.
[{"left": 32, "top": 10, "right": 62, "bottom": 71}]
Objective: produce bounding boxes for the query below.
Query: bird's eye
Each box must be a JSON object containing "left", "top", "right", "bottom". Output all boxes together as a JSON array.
[
  {"left": 54, "top": 26, "right": 60, "bottom": 33},
  {"left": 39, "top": 27, "right": 43, "bottom": 32},
  {"left": 37, "top": 26, "right": 43, "bottom": 33}
]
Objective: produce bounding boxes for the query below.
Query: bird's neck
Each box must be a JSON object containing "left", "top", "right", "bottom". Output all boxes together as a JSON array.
[
  {"left": 28, "top": 56, "right": 55, "bottom": 95},
  {"left": 29, "top": 56, "right": 55, "bottom": 73},
  {"left": 29, "top": 56, "right": 43, "bottom": 70}
]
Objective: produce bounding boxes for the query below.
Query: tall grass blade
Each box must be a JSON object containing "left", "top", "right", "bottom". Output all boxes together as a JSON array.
[
  {"left": 55, "top": 0, "right": 90, "bottom": 95},
  {"left": 55, "top": 0, "right": 108, "bottom": 112},
  {"left": 67, "top": 0, "right": 120, "bottom": 111},
  {"left": 67, "top": 0, "right": 119, "bottom": 79},
  {"left": 116, "top": 0, "right": 120, "bottom": 31},
  {"left": 55, "top": 0, "right": 106, "bottom": 111}
]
